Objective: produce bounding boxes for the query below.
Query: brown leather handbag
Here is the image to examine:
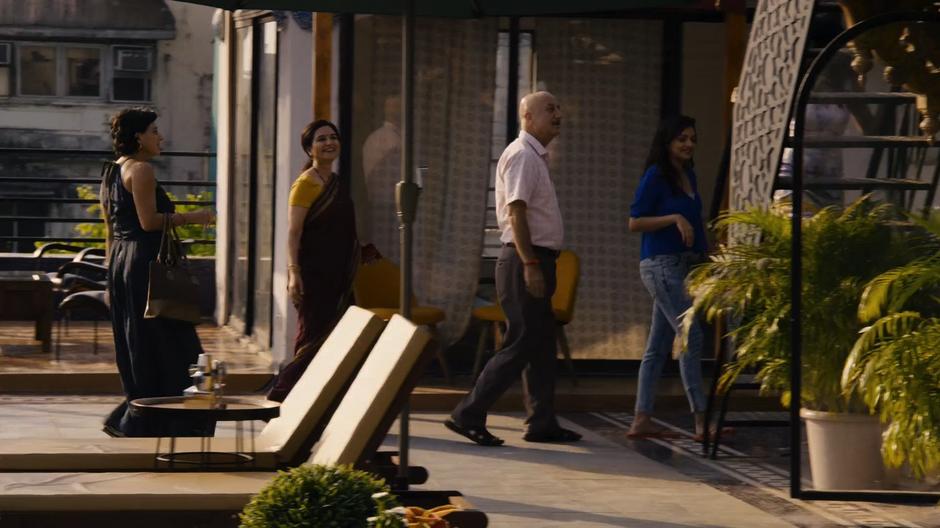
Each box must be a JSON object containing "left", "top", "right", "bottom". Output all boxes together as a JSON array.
[{"left": 144, "top": 213, "right": 202, "bottom": 324}]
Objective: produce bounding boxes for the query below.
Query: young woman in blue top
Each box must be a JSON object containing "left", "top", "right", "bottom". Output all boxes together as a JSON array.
[{"left": 626, "top": 115, "right": 710, "bottom": 440}]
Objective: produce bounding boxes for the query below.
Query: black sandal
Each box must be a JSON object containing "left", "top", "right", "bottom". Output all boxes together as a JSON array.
[
  {"left": 444, "top": 419, "right": 504, "bottom": 446},
  {"left": 523, "top": 427, "right": 583, "bottom": 443}
]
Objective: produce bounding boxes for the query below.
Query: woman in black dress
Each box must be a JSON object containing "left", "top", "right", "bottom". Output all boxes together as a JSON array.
[{"left": 101, "top": 108, "right": 216, "bottom": 437}]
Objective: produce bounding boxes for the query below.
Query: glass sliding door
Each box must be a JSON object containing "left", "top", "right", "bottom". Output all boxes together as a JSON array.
[
  {"left": 252, "top": 20, "right": 277, "bottom": 348},
  {"left": 228, "top": 15, "right": 277, "bottom": 347},
  {"left": 229, "top": 21, "right": 253, "bottom": 333}
]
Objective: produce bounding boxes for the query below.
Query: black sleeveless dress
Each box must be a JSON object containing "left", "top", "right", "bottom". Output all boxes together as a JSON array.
[{"left": 102, "top": 161, "right": 209, "bottom": 437}]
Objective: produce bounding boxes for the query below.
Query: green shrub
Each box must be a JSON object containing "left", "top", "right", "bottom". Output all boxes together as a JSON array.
[
  {"left": 239, "top": 464, "right": 396, "bottom": 528},
  {"left": 63, "top": 184, "right": 215, "bottom": 256}
]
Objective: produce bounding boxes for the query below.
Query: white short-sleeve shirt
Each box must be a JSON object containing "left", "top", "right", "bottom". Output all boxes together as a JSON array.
[{"left": 496, "top": 131, "right": 564, "bottom": 250}]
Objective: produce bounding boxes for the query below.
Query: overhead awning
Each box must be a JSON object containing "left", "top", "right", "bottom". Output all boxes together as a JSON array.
[
  {"left": 0, "top": 0, "right": 176, "bottom": 40},
  {"left": 181, "top": 0, "right": 703, "bottom": 17}
]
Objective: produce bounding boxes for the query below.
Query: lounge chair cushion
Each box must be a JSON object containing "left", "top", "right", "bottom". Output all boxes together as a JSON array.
[
  {"left": 255, "top": 306, "right": 385, "bottom": 457},
  {"left": 311, "top": 314, "right": 430, "bottom": 466}
]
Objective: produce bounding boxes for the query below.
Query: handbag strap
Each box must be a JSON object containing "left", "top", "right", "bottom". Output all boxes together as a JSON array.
[
  {"left": 170, "top": 216, "right": 188, "bottom": 266},
  {"left": 157, "top": 213, "right": 187, "bottom": 267},
  {"left": 157, "top": 213, "right": 171, "bottom": 265}
]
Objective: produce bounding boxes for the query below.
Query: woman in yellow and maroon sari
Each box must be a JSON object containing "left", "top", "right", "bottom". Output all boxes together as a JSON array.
[{"left": 267, "top": 120, "right": 361, "bottom": 402}]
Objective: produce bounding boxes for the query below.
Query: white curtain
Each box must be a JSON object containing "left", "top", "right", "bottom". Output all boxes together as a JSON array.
[
  {"left": 533, "top": 18, "right": 663, "bottom": 359},
  {"left": 352, "top": 16, "right": 498, "bottom": 345}
]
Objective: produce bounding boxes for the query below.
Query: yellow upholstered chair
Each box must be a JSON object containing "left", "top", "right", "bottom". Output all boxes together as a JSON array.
[
  {"left": 353, "top": 258, "right": 451, "bottom": 383},
  {"left": 471, "top": 249, "right": 580, "bottom": 384}
]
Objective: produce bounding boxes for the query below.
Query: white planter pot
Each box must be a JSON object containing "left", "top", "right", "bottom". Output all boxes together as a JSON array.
[{"left": 800, "top": 408, "right": 885, "bottom": 490}]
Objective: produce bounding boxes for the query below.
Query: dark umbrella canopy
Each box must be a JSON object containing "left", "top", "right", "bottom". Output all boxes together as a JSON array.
[{"left": 183, "top": 0, "right": 698, "bottom": 17}]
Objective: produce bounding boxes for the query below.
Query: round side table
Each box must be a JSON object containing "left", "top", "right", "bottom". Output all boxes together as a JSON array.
[{"left": 130, "top": 396, "right": 280, "bottom": 468}]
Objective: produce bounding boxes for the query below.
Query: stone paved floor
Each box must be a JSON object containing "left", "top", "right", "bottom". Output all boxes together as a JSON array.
[
  {"left": 405, "top": 413, "right": 796, "bottom": 528},
  {"left": 1, "top": 397, "right": 937, "bottom": 527},
  {"left": 0, "top": 321, "right": 272, "bottom": 373},
  {"left": 567, "top": 412, "right": 940, "bottom": 528}
]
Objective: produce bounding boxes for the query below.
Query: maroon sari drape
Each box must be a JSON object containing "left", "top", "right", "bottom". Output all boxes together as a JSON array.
[{"left": 268, "top": 174, "right": 360, "bottom": 402}]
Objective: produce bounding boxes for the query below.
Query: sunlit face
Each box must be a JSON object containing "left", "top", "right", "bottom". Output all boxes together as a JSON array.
[
  {"left": 311, "top": 126, "right": 340, "bottom": 163},
  {"left": 669, "top": 126, "right": 696, "bottom": 165},
  {"left": 136, "top": 122, "right": 162, "bottom": 157},
  {"left": 526, "top": 93, "right": 562, "bottom": 142}
]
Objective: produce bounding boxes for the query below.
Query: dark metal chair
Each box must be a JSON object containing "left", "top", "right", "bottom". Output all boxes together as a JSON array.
[
  {"left": 56, "top": 290, "right": 110, "bottom": 359},
  {"left": 32, "top": 243, "right": 107, "bottom": 296},
  {"left": 39, "top": 248, "right": 110, "bottom": 360},
  {"left": 701, "top": 317, "right": 789, "bottom": 459},
  {"left": 53, "top": 261, "right": 108, "bottom": 292}
]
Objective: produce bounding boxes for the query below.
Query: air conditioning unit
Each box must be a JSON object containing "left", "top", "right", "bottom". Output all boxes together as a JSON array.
[
  {"left": 0, "top": 43, "right": 11, "bottom": 66},
  {"left": 113, "top": 46, "right": 152, "bottom": 72}
]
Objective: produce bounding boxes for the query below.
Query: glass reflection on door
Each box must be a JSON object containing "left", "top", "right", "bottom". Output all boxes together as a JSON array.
[
  {"left": 252, "top": 20, "right": 277, "bottom": 348},
  {"left": 229, "top": 17, "right": 276, "bottom": 348},
  {"left": 229, "top": 23, "right": 253, "bottom": 333}
]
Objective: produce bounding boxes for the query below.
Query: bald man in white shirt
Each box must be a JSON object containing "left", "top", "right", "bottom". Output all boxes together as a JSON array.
[{"left": 445, "top": 91, "right": 582, "bottom": 446}]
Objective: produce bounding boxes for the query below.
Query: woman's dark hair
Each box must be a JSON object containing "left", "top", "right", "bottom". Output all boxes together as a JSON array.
[
  {"left": 643, "top": 115, "right": 696, "bottom": 195},
  {"left": 110, "top": 107, "right": 158, "bottom": 157},
  {"left": 301, "top": 120, "right": 341, "bottom": 171}
]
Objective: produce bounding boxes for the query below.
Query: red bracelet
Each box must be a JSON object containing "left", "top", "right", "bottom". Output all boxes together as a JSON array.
[{"left": 524, "top": 259, "right": 540, "bottom": 266}]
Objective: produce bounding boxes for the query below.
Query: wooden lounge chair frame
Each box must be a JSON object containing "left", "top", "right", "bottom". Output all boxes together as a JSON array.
[
  {"left": 0, "top": 315, "right": 487, "bottom": 527},
  {"left": 0, "top": 306, "right": 385, "bottom": 472}
]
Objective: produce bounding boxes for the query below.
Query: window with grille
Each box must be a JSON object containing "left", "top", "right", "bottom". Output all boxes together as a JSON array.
[{"left": 8, "top": 42, "right": 153, "bottom": 102}]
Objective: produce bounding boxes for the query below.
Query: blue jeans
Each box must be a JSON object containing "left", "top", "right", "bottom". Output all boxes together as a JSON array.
[{"left": 635, "top": 252, "right": 707, "bottom": 414}]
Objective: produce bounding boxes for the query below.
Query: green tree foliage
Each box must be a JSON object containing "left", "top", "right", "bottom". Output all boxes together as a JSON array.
[{"left": 71, "top": 184, "right": 215, "bottom": 256}]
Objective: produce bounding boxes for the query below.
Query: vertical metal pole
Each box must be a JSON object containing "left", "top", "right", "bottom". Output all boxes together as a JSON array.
[
  {"left": 789, "top": 149, "right": 803, "bottom": 498},
  {"left": 400, "top": 0, "right": 415, "bottom": 319},
  {"left": 506, "top": 17, "right": 520, "bottom": 143},
  {"left": 660, "top": 19, "right": 683, "bottom": 119},
  {"left": 790, "top": 67, "right": 806, "bottom": 503},
  {"left": 396, "top": 0, "right": 415, "bottom": 491}
]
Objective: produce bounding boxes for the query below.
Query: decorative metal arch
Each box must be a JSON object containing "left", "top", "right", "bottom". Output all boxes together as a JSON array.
[{"left": 789, "top": 9, "right": 940, "bottom": 503}]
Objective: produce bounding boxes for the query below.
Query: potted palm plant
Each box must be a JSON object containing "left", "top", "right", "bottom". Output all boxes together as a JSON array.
[
  {"left": 842, "top": 212, "right": 940, "bottom": 480},
  {"left": 683, "top": 196, "right": 916, "bottom": 489}
]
